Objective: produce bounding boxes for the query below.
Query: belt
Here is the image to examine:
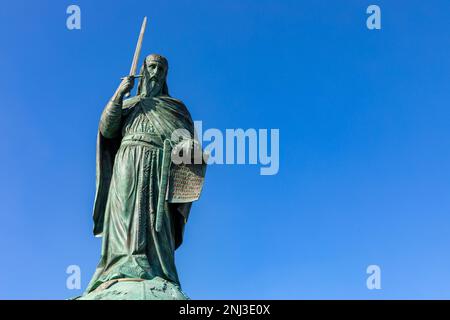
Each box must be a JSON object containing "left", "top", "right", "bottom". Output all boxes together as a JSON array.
[{"left": 120, "top": 133, "right": 163, "bottom": 149}]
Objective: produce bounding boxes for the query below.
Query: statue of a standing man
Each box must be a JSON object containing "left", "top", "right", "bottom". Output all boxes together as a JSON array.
[{"left": 80, "top": 54, "right": 198, "bottom": 300}]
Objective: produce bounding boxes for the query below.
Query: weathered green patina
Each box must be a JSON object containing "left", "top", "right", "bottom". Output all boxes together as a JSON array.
[{"left": 80, "top": 53, "right": 201, "bottom": 300}]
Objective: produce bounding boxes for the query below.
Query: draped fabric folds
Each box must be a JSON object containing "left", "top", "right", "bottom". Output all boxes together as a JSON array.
[{"left": 85, "top": 95, "right": 194, "bottom": 294}]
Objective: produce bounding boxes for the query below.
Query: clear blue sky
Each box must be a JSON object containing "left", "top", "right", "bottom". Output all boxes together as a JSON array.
[{"left": 1, "top": 0, "right": 450, "bottom": 299}]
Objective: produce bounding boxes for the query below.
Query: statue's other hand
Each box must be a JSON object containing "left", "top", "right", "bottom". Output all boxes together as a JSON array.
[
  {"left": 117, "top": 76, "right": 135, "bottom": 98},
  {"left": 172, "top": 139, "right": 203, "bottom": 164}
]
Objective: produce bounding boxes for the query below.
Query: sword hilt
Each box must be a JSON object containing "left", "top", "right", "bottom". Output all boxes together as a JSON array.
[
  {"left": 120, "top": 74, "right": 142, "bottom": 98},
  {"left": 120, "top": 75, "right": 142, "bottom": 80}
]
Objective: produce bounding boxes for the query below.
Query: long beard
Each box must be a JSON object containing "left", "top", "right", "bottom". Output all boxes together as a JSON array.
[{"left": 146, "top": 79, "right": 162, "bottom": 96}]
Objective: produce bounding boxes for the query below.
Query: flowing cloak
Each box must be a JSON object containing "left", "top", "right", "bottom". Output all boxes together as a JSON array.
[{"left": 86, "top": 94, "right": 194, "bottom": 293}]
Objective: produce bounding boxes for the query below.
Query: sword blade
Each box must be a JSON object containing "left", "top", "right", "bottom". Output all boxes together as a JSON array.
[{"left": 129, "top": 16, "right": 147, "bottom": 76}]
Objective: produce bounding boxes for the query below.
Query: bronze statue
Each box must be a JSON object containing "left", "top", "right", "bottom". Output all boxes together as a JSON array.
[{"left": 79, "top": 18, "right": 206, "bottom": 300}]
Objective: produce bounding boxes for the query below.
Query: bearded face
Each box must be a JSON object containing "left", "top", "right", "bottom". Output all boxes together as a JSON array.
[{"left": 145, "top": 57, "right": 167, "bottom": 94}]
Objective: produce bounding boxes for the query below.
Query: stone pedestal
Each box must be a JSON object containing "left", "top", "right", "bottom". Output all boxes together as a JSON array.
[{"left": 76, "top": 277, "right": 189, "bottom": 300}]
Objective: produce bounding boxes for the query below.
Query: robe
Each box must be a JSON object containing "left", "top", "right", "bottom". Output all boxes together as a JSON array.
[{"left": 84, "top": 94, "right": 194, "bottom": 294}]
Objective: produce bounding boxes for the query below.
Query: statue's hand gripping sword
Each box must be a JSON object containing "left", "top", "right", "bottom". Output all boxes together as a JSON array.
[{"left": 122, "top": 17, "right": 147, "bottom": 98}]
